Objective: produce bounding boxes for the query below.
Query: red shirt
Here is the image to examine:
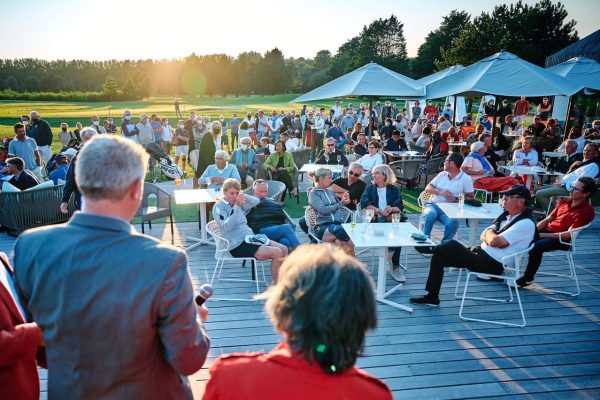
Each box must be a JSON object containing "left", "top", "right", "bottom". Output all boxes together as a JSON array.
[
  {"left": 513, "top": 99, "right": 529, "bottom": 116},
  {"left": 547, "top": 198, "right": 595, "bottom": 233},
  {"left": 424, "top": 105, "right": 437, "bottom": 116},
  {"left": 203, "top": 342, "right": 392, "bottom": 400}
]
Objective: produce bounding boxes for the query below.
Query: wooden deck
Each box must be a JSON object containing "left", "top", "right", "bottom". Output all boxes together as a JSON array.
[{"left": 2, "top": 211, "right": 600, "bottom": 399}]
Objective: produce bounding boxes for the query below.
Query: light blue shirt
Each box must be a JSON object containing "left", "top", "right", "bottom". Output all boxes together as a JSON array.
[{"left": 199, "top": 164, "right": 241, "bottom": 189}]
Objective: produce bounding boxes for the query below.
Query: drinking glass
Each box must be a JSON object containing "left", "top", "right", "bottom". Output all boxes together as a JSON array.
[
  {"left": 458, "top": 193, "right": 465, "bottom": 213},
  {"left": 175, "top": 178, "right": 182, "bottom": 187},
  {"left": 391, "top": 213, "right": 400, "bottom": 226}
]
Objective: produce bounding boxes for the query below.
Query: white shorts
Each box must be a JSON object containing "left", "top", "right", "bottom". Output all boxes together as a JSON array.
[{"left": 175, "top": 145, "right": 188, "bottom": 156}]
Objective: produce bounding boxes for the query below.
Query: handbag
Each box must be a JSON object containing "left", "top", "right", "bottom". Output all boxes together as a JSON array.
[{"left": 171, "top": 135, "right": 179, "bottom": 146}]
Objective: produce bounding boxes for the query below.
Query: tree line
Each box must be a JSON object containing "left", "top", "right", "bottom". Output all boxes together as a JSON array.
[{"left": 0, "top": 0, "right": 578, "bottom": 101}]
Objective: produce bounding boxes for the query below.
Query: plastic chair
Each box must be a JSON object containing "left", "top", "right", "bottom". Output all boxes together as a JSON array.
[
  {"left": 421, "top": 157, "right": 446, "bottom": 187},
  {"left": 536, "top": 222, "right": 591, "bottom": 296},
  {"left": 137, "top": 182, "right": 174, "bottom": 244},
  {"left": 243, "top": 180, "right": 286, "bottom": 202},
  {"left": 304, "top": 202, "right": 352, "bottom": 244},
  {"left": 206, "top": 220, "right": 267, "bottom": 301},
  {"left": 457, "top": 244, "right": 534, "bottom": 327},
  {"left": 389, "top": 159, "right": 421, "bottom": 189}
]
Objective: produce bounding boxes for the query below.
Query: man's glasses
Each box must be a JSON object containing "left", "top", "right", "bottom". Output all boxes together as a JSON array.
[
  {"left": 327, "top": 144, "right": 335, "bottom": 147},
  {"left": 368, "top": 146, "right": 376, "bottom": 149},
  {"left": 349, "top": 171, "right": 361, "bottom": 177},
  {"left": 570, "top": 186, "right": 585, "bottom": 193}
]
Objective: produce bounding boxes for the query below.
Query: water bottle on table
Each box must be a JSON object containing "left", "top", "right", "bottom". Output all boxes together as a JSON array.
[{"left": 458, "top": 193, "right": 465, "bottom": 213}]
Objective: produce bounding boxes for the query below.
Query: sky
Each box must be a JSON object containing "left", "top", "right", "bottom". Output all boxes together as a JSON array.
[{"left": 1, "top": 0, "right": 598, "bottom": 61}]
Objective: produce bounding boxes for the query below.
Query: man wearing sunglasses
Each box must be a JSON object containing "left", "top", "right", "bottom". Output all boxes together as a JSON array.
[
  {"left": 411, "top": 185, "right": 536, "bottom": 307},
  {"left": 517, "top": 177, "right": 596, "bottom": 288},
  {"left": 315, "top": 139, "right": 349, "bottom": 167},
  {"left": 330, "top": 162, "right": 367, "bottom": 211}
]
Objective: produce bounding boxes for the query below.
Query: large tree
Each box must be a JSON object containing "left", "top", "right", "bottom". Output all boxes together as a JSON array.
[
  {"left": 411, "top": 10, "right": 471, "bottom": 78},
  {"left": 329, "top": 15, "right": 409, "bottom": 79},
  {"left": 437, "top": 0, "right": 578, "bottom": 69}
]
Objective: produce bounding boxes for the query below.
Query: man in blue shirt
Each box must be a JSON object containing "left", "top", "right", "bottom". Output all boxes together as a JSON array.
[
  {"left": 48, "top": 154, "right": 70, "bottom": 184},
  {"left": 326, "top": 118, "right": 347, "bottom": 149}
]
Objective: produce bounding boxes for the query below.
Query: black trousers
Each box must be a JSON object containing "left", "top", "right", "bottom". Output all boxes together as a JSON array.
[
  {"left": 523, "top": 229, "right": 570, "bottom": 280},
  {"left": 425, "top": 240, "right": 503, "bottom": 297},
  {"left": 274, "top": 170, "right": 294, "bottom": 192}
]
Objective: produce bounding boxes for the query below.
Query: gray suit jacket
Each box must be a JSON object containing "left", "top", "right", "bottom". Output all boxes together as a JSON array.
[{"left": 14, "top": 212, "right": 210, "bottom": 400}]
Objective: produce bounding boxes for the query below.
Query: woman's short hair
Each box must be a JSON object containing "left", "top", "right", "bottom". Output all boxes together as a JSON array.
[
  {"left": 471, "top": 141, "right": 485, "bottom": 152},
  {"left": 211, "top": 121, "right": 222, "bottom": 135},
  {"left": 221, "top": 178, "right": 241, "bottom": 192},
  {"left": 310, "top": 167, "right": 332, "bottom": 182},
  {"left": 76, "top": 135, "right": 148, "bottom": 201},
  {"left": 79, "top": 127, "right": 97, "bottom": 143},
  {"left": 371, "top": 164, "right": 396, "bottom": 185},
  {"left": 368, "top": 140, "right": 381, "bottom": 149},
  {"left": 258, "top": 244, "right": 377, "bottom": 374}
]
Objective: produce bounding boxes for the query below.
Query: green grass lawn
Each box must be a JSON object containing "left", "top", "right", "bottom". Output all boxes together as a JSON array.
[{"left": 0, "top": 94, "right": 335, "bottom": 140}]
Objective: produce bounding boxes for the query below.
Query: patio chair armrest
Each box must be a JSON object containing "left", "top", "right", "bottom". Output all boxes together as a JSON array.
[{"left": 283, "top": 209, "right": 297, "bottom": 229}]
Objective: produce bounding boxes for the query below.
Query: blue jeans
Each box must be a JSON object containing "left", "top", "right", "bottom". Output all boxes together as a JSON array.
[
  {"left": 420, "top": 202, "right": 458, "bottom": 242},
  {"left": 259, "top": 224, "right": 300, "bottom": 251}
]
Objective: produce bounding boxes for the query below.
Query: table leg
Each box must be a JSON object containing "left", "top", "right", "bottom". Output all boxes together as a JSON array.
[
  {"left": 469, "top": 220, "right": 479, "bottom": 246},
  {"left": 184, "top": 202, "right": 215, "bottom": 251},
  {"left": 374, "top": 247, "right": 413, "bottom": 314}
]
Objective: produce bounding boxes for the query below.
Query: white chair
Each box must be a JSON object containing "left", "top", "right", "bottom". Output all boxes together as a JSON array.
[
  {"left": 535, "top": 223, "right": 591, "bottom": 296},
  {"left": 206, "top": 221, "right": 267, "bottom": 301},
  {"left": 457, "top": 244, "right": 534, "bottom": 327}
]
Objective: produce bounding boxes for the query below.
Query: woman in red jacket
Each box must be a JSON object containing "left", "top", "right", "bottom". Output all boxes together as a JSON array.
[{"left": 203, "top": 244, "right": 392, "bottom": 400}]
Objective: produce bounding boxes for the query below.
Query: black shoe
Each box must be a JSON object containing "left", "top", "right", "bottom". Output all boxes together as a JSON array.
[
  {"left": 409, "top": 295, "right": 440, "bottom": 307},
  {"left": 516, "top": 276, "right": 534, "bottom": 288},
  {"left": 415, "top": 246, "right": 435, "bottom": 255}
]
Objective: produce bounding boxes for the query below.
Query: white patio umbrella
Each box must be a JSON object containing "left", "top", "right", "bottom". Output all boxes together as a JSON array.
[
  {"left": 292, "top": 62, "right": 425, "bottom": 103},
  {"left": 417, "top": 65, "right": 465, "bottom": 124},
  {"left": 417, "top": 65, "right": 464, "bottom": 86},
  {"left": 547, "top": 57, "right": 600, "bottom": 91},
  {"left": 291, "top": 63, "right": 425, "bottom": 138},
  {"left": 424, "top": 51, "right": 583, "bottom": 99}
]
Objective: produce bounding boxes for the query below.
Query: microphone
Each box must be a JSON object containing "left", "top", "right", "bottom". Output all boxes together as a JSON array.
[{"left": 194, "top": 284, "right": 214, "bottom": 306}]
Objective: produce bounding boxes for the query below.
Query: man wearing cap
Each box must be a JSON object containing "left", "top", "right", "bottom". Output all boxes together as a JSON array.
[
  {"left": 90, "top": 115, "right": 107, "bottom": 134},
  {"left": 48, "top": 154, "right": 70, "bottom": 184},
  {"left": 340, "top": 110, "right": 355, "bottom": 133},
  {"left": 410, "top": 185, "right": 537, "bottom": 307}
]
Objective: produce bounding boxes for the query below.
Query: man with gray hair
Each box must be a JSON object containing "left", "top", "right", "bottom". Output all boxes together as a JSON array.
[
  {"left": 60, "top": 127, "right": 98, "bottom": 213},
  {"left": 15, "top": 135, "right": 210, "bottom": 399}
]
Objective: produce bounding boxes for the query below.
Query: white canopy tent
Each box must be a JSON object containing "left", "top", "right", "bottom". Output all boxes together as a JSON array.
[
  {"left": 417, "top": 65, "right": 466, "bottom": 123},
  {"left": 417, "top": 65, "right": 464, "bottom": 86}
]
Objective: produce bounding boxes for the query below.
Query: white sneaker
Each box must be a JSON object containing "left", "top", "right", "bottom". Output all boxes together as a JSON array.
[{"left": 390, "top": 268, "right": 406, "bottom": 283}]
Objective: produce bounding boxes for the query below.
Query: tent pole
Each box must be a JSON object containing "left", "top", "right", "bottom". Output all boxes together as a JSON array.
[
  {"left": 564, "top": 95, "right": 572, "bottom": 136},
  {"left": 452, "top": 95, "right": 457, "bottom": 126},
  {"left": 491, "top": 98, "right": 498, "bottom": 143},
  {"left": 369, "top": 99, "right": 374, "bottom": 140}
]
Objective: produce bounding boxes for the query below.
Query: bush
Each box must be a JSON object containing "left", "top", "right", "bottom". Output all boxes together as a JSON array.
[{"left": 0, "top": 89, "right": 140, "bottom": 102}]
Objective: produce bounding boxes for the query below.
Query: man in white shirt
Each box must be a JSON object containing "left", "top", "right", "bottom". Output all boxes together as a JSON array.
[
  {"left": 535, "top": 143, "right": 599, "bottom": 211},
  {"left": 436, "top": 116, "right": 452, "bottom": 133},
  {"left": 280, "top": 131, "right": 298, "bottom": 152},
  {"left": 418, "top": 153, "right": 474, "bottom": 244},
  {"left": 411, "top": 185, "right": 536, "bottom": 306},
  {"left": 332, "top": 101, "right": 343, "bottom": 119}
]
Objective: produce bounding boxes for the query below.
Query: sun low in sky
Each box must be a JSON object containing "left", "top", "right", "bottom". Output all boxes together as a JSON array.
[{"left": 1, "top": 0, "right": 598, "bottom": 61}]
